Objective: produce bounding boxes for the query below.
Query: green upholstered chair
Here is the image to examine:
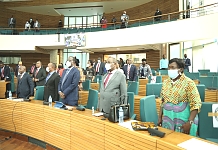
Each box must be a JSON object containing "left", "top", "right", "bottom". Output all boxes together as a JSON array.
[
  {"left": 140, "top": 95, "right": 158, "bottom": 125},
  {"left": 93, "top": 75, "right": 102, "bottom": 83},
  {"left": 199, "top": 77, "right": 218, "bottom": 89},
  {"left": 208, "top": 72, "right": 218, "bottom": 76},
  {"left": 159, "top": 70, "right": 168, "bottom": 75},
  {"left": 151, "top": 69, "right": 156, "bottom": 76},
  {"left": 82, "top": 80, "right": 91, "bottom": 91},
  {"left": 198, "top": 102, "right": 218, "bottom": 143},
  {"left": 148, "top": 76, "right": 162, "bottom": 83},
  {"left": 127, "top": 92, "right": 136, "bottom": 120},
  {"left": 34, "top": 86, "right": 44, "bottom": 100},
  {"left": 196, "top": 84, "right": 205, "bottom": 102},
  {"left": 127, "top": 81, "right": 139, "bottom": 95},
  {"left": 146, "top": 83, "right": 162, "bottom": 98},
  {"left": 135, "top": 76, "right": 139, "bottom": 82},
  {"left": 198, "top": 69, "right": 210, "bottom": 76},
  {"left": 185, "top": 72, "right": 200, "bottom": 80},
  {"left": 10, "top": 72, "right": 15, "bottom": 92},
  {"left": 98, "top": 80, "right": 102, "bottom": 92},
  {"left": 85, "top": 89, "right": 99, "bottom": 110}
]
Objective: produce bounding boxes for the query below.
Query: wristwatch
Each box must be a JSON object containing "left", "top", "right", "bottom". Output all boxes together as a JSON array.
[{"left": 188, "top": 120, "right": 194, "bottom": 124}]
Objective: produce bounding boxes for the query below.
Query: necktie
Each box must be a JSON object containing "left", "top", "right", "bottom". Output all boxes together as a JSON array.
[
  {"left": 104, "top": 73, "right": 112, "bottom": 88},
  {"left": 45, "top": 73, "right": 51, "bottom": 83},
  {"left": 96, "top": 63, "right": 100, "bottom": 72},
  {"left": 1, "top": 68, "right": 4, "bottom": 78}
]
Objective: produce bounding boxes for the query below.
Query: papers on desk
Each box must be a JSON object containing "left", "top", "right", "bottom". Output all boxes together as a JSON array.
[
  {"left": 118, "top": 120, "right": 138, "bottom": 131},
  {"left": 212, "top": 104, "right": 218, "bottom": 128},
  {"left": 150, "top": 76, "right": 156, "bottom": 83},
  {"left": 92, "top": 112, "right": 104, "bottom": 117},
  {"left": 177, "top": 138, "right": 218, "bottom": 150}
]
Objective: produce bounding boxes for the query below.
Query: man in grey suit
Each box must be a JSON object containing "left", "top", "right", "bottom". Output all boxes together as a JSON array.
[
  {"left": 99, "top": 57, "right": 127, "bottom": 114},
  {"left": 8, "top": 15, "right": 16, "bottom": 28},
  {"left": 17, "top": 66, "right": 34, "bottom": 99}
]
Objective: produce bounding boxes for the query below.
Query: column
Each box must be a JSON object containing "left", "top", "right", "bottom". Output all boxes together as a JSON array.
[
  {"left": 50, "top": 49, "right": 58, "bottom": 64},
  {"left": 59, "top": 49, "right": 63, "bottom": 64}
]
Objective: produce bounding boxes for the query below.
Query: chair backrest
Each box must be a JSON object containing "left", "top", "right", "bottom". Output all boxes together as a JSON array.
[
  {"left": 127, "top": 81, "right": 139, "bottom": 95},
  {"left": 208, "top": 72, "right": 218, "bottom": 77},
  {"left": 151, "top": 69, "right": 156, "bottom": 76},
  {"left": 199, "top": 76, "right": 218, "bottom": 89},
  {"left": 159, "top": 70, "right": 168, "bottom": 75},
  {"left": 198, "top": 102, "right": 218, "bottom": 139},
  {"left": 198, "top": 69, "right": 210, "bottom": 76},
  {"left": 148, "top": 76, "right": 162, "bottom": 83},
  {"left": 135, "top": 76, "right": 139, "bottom": 82},
  {"left": 140, "top": 95, "right": 158, "bottom": 124},
  {"left": 34, "top": 86, "right": 44, "bottom": 100},
  {"left": 127, "top": 92, "right": 135, "bottom": 118},
  {"left": 196, "top": 84, "right": 205, "bottom": 102},
  {"left": 146, "top": 83, "right": 162, "bottom": 97},
  {"left": 86, "top": 89, "right": 99, "bottom": 110},
  {"left": 94, "top": 75, "right": 102, "bottom": 83},
  {"left": 185, "top": 72, "right": 200, "bottom": 80},
  {"left": 82, "top": 80, "right": 91, "bottom": 91}
]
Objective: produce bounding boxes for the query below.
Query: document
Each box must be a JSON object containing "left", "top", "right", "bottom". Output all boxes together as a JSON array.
[
  {"left": 212, "top": 104, "right": 218, "bottom": 128},
  {"left": 92, "top": 112, "right": 104, "bottom": 117},
  {"left": 150, "top": 76, "right": 156, "bottom": 83},
  {"left": 177, "top": 138, "right": 218, "bottom": 150}
]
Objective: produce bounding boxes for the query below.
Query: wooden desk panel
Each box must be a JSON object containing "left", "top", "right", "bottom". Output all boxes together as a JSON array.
[
  {"left": 138, "top": 85, "right": 146, "bottom": 96},
  {"left": 79, "top": 91, "right": 89, "bottom": 105},
  {"left": 0, "top": 81, "right": 7, "bottom": 98},
  {"left": 139, "top": 79, "right": 148, "bottom": 85},
  {"left": 205, "top": 90, "right": 218, "bottom": 102},
  {"left": 91, "top": 83, "right": 99, "bottom": 91}
]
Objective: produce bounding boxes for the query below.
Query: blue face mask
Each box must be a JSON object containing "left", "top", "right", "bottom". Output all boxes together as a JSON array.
[{"left": 168, "top": 69, "right": 179, "bottom": 79}]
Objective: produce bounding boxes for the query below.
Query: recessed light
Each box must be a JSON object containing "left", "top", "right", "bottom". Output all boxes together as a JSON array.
[
  {"left": 117, "top": 48, "right": 120, "bottom": 50},
  {"left": 69, "top": 10, "right": 71, "bottom": 11}
]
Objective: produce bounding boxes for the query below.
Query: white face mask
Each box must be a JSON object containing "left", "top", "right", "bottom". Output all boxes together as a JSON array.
[
  {"left": 65, "top": 61, "right": 72, "bottom": 68},
  {"left": 168, "top": 69, "right": 179, "bottom": 79},
  {"left": 86, "top": 64, "right": 90, "bottom": 67},
  {"left": 97, "top": 60, "right": 100, "bottom": 63},
  {"left": 105, "top": 63, "right": 111, "bottom": 71},
  {"left": 46, "top": 67, "right": 50, "bottom": 72}
]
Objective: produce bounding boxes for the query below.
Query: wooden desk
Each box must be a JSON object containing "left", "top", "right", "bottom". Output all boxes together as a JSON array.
[
  {"left": 79, "top": 90, "right": 89, "bottom": 105},
  {"left": 1, "top": 100, "right": 217, "bottom": 150},
  {"left": 205, "top": 90, "right": 218, "bottom": 102},
  {"left": 91, "top": 83, "right": 99, "bottom": 91},
  {"left": 138, "top": 79, "right": 148, "bottom": 96},
  {"left": 0, "top": 81, "right": 8, "bottom": 98}
]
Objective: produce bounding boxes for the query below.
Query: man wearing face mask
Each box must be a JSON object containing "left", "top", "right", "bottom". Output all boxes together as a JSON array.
[
  {"left": 94, "top": 57, "right": 105, "bottom": 75},
  {"left": 44, "top": 63, "right": 60, "bottom": 102},
  {"left": 123, "top": 58, "right": 137, "bottom": 81},
  {"left": 17, "top": 66, "right": 34, "bottom": 99},
  {"left": 99, "top": 57, "right": 127, "bottom": 114},
  {"left": 184, "top": 54, "right": 191, "bottom": 72},
  {"left": 57, "top": 63, "right": 64, "bottom": 77},
  {"left": 32, "top": 61, "right": 46, "bottom": 87},
  {"left": 58, "top": 57, "right": 80, "bottom": 106},
  {"left": 158, "top": 58, "right": 201, "bottom": 136}
]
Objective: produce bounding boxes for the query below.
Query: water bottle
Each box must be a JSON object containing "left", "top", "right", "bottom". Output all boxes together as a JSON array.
[
  {"left": 9, "top": 91, "right": 12, "bottom": 100},
  {"left": 92, "top": 106, "right": 94, "bottom": 115},
  {"left": 119, "top": 107, "right": 124, "bottom": 124},
  {"left": 48, "top": 95, "right": 52, "bottom": 107},
  {"left": 97, "top": 78, "right": 99, "bottom": 83}
]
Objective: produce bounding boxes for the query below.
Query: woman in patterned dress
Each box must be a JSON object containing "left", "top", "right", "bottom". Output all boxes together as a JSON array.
[{"left": 158, "top": 58, "right": 202, "bottom": 136}]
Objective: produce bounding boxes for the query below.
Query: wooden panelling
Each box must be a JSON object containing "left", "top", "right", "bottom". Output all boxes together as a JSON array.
[
  {"left": 91, "top": 83, "right": 99, "bottom": 91},
  {"left": 79, "top": 91, "right": 89, "bottom": 105},
  {"left": 0, "top": 81, "right": 8, "bottom": 98},
  {"left": 205, "top": 90, "right": 218, "bottom": 102}
]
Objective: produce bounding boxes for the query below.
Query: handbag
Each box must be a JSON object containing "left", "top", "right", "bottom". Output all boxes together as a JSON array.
[{"left": 108, "top": 103, "right": 130, "bottom": 123}]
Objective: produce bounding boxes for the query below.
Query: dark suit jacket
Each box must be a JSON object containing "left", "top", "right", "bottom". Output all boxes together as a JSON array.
[
  {"left": 123, "top": 64, "right": 137, "bottom": 81},
  {"left": 0, "top": 66, "right": 11, "bottom": 81},
  {"left": 184, "top": 58, "right": 191, "bottom": 71},
  {"left": 17, "top": 73, "right": 34, "bottom": 98},
  {"left": 44, "top": 72, "right": 60, "bottom": 102},
  {"left": 15, "top": 65, "right": 19, "bottom": 77},
  {"left": 58, "top": 67, "right": 80, "bottom": 106},
  {"left": 33, "top": 67, "right": 46, "bottom": 86},
  {"left": 94, "top": 62, "right": 105, "bottom": 75}
]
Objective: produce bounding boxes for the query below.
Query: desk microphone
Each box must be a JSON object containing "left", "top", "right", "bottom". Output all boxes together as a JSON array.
[{"left": 148, "top": 128, "right": 165, "bottom": 138}]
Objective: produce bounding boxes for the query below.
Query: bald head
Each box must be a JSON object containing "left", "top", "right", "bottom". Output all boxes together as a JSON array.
[
  {"left": 47, "top": 63, "right": 56, "bottom": 72},
  {"left": 19, "top": 66, "right": 26, "bottom": 74}
]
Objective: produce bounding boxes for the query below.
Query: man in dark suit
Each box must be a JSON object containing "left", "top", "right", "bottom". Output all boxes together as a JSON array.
[
  {"left": 16, "top": 66, "right": 34, "bottom": 99},
  {"left": 0, "top": 61, "right": 12, "bottom": 97},
  {"left": 58, "top": 57, "right": 80, "bottom": 106},
  {"left": 184, "top": 54, "right": 191, "bottom": 72},
  {"left": 33, "top": 61, "right": 46, "bottom": 86},
  {"left": 15, "top": 61, "right": 22, "bottom": 77},
  {"left": 154, "top": 8, "right": 162, "bottom": 21},
  {"left": 123, "top": 58, "right": 137, "bottom": 81},
  {"left": 8, "top": 15, "right": 16, "bottom": 28},
  {"left": 44, "top": 63, "right": 60, "bottom": 102},
  {"left": 94, "top": 57, "right": 105, "bottom": 75}
]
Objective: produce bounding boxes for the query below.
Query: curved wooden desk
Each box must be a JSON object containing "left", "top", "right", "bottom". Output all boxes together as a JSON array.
[{"left": 0, "top": 99, "right": 217, "bottom": 150}]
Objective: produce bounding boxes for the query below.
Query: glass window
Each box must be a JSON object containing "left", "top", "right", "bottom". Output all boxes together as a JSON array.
[
  {"left": 93, "top": 16, "right": 98, "bottom": 27},
  {"left": 69, "top": 17, "right": 75, "bottom": 28},
  {"left": 83, "top": 17, "right": 87, "bottom": 28},
  {"left": 132, "top": 53, "right": 146, "bottom": 63},
  {"left": 87, "top": 16, "right": 93, "bottom": 27},
  {"left": 64, "top": 17, "right": 68, "bottom": 28},
  {"left": 76, "top": 17, "right": 83, "bottom": 28}
]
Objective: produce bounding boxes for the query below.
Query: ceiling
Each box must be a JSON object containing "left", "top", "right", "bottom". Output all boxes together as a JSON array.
[{"left": 8, "top": 0, "right": 152, "bottom": 16}]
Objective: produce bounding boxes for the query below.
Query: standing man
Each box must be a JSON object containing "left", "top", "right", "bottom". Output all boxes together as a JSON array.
[
  {"left": 120, "top": 11, "right": 129, "bottom": 28},
  {"left": 184, "top": 54, "right": 191, "bottom": 72},
  {"left": 8, "top": 15, "right": 16, "bottom": 28},
  {"left": 160, "top": 54, "right": 168, "bottom": 70},
  {"left": 154, "top": 8, "right": 162, "bottom": 21},
  {"left": 99, "top": 57, "right": 127, "bottom": 114},
  {"left": 44, "top": 63, "right": 60, "bottom": 102},
  {"left": 58, "top": 57, "right": 80, "bottom": 106},
  {"left": 138, "top": 58, "right": 152, "bottom": 78},
  {"left": 94, "top": 57, "right": 105, "bottom": 75},
  {"left": 0, "top": 61, "right": 12, "bottom": 97},
  {"left": 33, "top": 61, "right": 46, "bottom": 86},
  {"left": 15, "top": 61, "right": 22, "bottom": 77},
  {"left": 16, "top": 66, "right": 34, "bottom": 99},
  {"left": 123, "top": 58, "right": 137, "bottom": 81}
]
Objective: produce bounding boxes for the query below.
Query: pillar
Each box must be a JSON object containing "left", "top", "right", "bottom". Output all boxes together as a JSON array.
[
  {"left": 59, "top": 49, "right": 63, "bottom": 64},
  {"left": 50, "top": 49, "right": 58, "bottom": 64}
]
